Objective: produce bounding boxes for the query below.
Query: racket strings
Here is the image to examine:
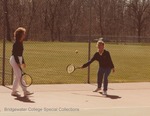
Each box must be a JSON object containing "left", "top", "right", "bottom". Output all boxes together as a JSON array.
[
  {"left": 67, "top": 64, "right": 75, "bottom": 74},
  {"left": 21, "top": 74, "right": 32, "bottom": 87}
]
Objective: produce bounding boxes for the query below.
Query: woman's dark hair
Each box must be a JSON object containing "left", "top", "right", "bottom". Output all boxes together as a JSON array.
[{"left": 14, "top": 27, "right": 26, "bottom": 41}]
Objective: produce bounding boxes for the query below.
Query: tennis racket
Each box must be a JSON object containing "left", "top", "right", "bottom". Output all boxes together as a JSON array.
[
  {"left": 19, "top": 67, "right": 33, "bottom": 87},
  {"left": 66, "top": 64, "right": 81, "bottom": 74}
]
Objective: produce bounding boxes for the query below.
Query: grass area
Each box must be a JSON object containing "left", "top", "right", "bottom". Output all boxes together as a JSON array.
[{"left": 0, "top": 41, "right": 150, "bottom": 84}]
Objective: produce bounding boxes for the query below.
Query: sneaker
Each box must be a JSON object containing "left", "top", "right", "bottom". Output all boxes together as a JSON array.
[
  {"left": 24, "top": 91, "right": 34, "bottom": 96},
  {"left": 93, "top": 88, "right": 101, "bottom": 92},
  {"left": 103, "top": 91, "right": 107, "bottom": 96},
  {"left": 11, "top": 91, "right": 20, "bottom": 97}
]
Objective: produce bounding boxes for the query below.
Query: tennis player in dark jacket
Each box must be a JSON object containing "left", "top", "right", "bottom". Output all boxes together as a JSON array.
[
  {"left": 10, "top": 27, "right": 32, "bottom": 97},
  {"left": 82, "top": 39, "right": 115, "bottom": 95}
]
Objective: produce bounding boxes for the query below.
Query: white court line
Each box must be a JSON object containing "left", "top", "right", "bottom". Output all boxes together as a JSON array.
[{"left": 82, "top": 106, "right": 150, "bottom": 110}]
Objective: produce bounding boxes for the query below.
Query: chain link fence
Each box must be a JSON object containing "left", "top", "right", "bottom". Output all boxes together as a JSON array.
[
  {"left": 1, "top": 38, "right": 150, "bottom": 85},
  {"left": 0, "top": 0, "right": 150, "bottom": 85},
  {"left": 0, "top": 57, "right": 13, "bottom": 85}
]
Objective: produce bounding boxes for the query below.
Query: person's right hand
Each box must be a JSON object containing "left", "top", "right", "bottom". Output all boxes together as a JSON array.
[
  {"left": 79, "top": 66, "right": 84, "bottom": 69},
  {"left": 77, "top": 66, "right": 82, "bottom": 69}
]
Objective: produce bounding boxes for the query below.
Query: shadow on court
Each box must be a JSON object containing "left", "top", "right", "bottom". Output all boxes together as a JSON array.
[
  {"left": 1, "top": 83, "right": 150, "bottom": 116},
  {"left": 14, "top": 96, "right": 35, "bottom": 103},
  {"left": 99, "top": 92, "right": 122, "bottom": 99},
  {"left": 3, "top": 86, "right": 35, "bottom": 103},
  {"left": 72, "top": 92, "right": 121, "bottom": 99}
]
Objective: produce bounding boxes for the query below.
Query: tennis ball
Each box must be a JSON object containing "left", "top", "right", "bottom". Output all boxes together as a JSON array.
[{"left": 75, "top": 50, "right": 78, "bottom": 54}]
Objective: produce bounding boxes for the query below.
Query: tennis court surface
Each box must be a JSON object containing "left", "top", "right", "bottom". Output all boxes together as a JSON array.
[{"left": 0, "top": 82, "right": 150, "bottom": 116}]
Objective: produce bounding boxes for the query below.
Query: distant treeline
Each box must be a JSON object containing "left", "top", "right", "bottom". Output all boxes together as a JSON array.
[{"left": 0, "top": 0, "right": 150, "bottom": 42}]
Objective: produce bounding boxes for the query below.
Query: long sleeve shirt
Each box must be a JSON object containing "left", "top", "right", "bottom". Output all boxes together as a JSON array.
[
  {"left": 82, "top": 50, "right": 114, "bottom": 69},
  {"left": 12, "top": 41, "right": 25, "bottom": 64}
]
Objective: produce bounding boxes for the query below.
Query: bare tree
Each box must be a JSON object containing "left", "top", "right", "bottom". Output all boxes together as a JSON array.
[
  {"left": 43, "top": 0, "right": 62, "bottom": 41},
  {"left": 25, "top": 0, "right": 38, "bottom": 40},
  {"left": 1, "top": 0, "right": 150, "bottom": 42},
  {"left": 66, "top": 0, "right": 83, "bottom": 41},
  {"left": 127, "top": 0, "right": 150, "bottom": 42},
  {"left": 3, "top": 0, "right": 11, "bottom": 41}
]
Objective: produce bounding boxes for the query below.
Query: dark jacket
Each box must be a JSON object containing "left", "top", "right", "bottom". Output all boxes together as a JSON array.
[
  {"left": 82, "top": 50, "right": 114, "bottom": 69},
  {"left": 12, "top": 41, "right": 25, "bottom": 64}
]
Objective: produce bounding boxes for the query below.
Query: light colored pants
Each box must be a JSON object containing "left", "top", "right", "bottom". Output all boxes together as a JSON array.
[{"left": 10, "top": 56, "right": 27, "bottom": 92}]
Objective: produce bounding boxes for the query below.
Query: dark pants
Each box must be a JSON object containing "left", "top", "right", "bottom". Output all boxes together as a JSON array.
[{"left": 97, "top": 68, "right": 111, "bottom": 91}]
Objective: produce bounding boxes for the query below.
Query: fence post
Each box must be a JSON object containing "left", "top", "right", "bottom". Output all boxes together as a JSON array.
[
  {"left": 2, "top": 36, "right": 6, "bottom": 86},
  {"left": 2, "top": 0, "right": 8, "bottom": 86},
  {"left": 87, "top": 0, "right": 92, "bottom": 84},
  {"left": 11, "top": 69, "right": 13, "bottom": 85}
]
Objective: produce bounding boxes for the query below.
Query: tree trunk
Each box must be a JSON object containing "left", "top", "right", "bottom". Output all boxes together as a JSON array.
[{"left": 3, "top": 0, "right": 11, "bottom": 41}]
